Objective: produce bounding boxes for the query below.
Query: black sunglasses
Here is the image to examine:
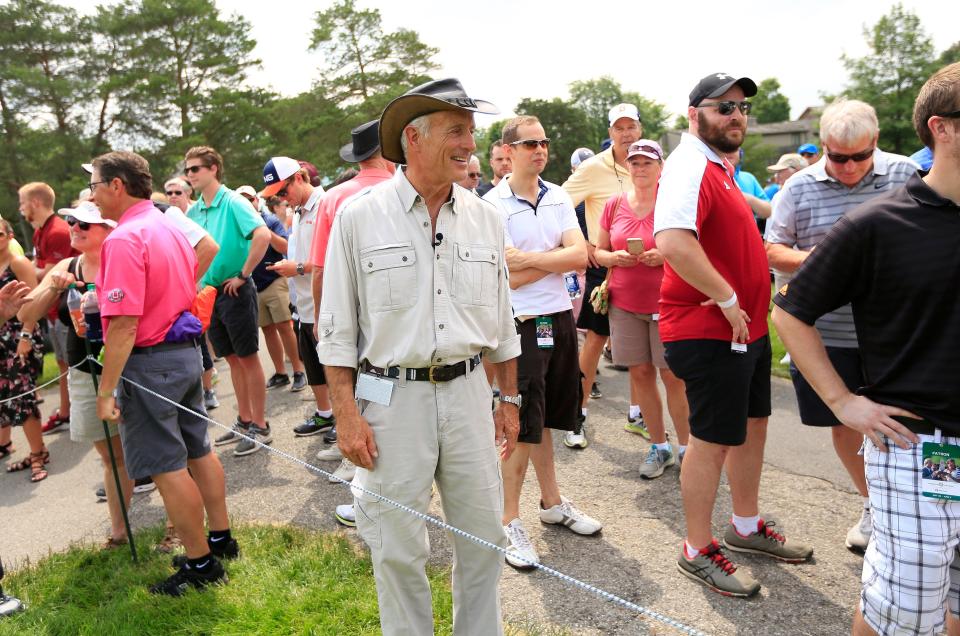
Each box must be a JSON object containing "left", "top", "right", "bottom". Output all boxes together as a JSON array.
[
  {"left": 826, "top": 147, "right": 874, "bottom": 164},
  {"left": 510, "top": 138, "right": 550, "bottom": 149},
  {"left": 698, "top": 100, "right": 752, "bottom": 116},
  {"left": 468, "top": 172, "right": 482, "bottom": 178},
  {"left": 65, "top": 215, "right": 94, "bottom": 231},
  {"left": 183, "top": 164, "right": 208, "bottom": 175},
  {"left": 936, "top": 109, "right": 960, "bottom": 119},
  {"left": 276, "top": 178, "right": 295, "bottom": 198},
  {"left": 165, "top": 189, "right": 183, "bottom": 196}
]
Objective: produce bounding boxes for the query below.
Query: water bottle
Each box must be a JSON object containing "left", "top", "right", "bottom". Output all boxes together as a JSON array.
[
  {"left": 564, "top": 272, "right": 582, "bottom": 299},
  {"left": 66, "top": 284, "right": 86, "bottom": 338},
  {"left": 82, "top": 283, "right": 103, "bottom": 343}
]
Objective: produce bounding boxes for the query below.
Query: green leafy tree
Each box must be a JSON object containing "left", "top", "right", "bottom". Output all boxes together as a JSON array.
[
  {"left": 674, "top": 115, "right": 689, "bottom": 130},
  {"left": 567, "top": 76, "right": 669, "bottom": 148},
  {"left": 739, "top": 134, "right": 780, "bottom": 184},
  {"left": 515, "top": 98, "right": 592, "bottom": 184},
  {"left": 751, "top": 78, "right": 791, "bottom": 123}
]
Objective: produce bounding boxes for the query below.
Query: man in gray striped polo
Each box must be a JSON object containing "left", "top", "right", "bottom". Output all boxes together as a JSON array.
[{"left": 765, "top": 98, "right": 918, "bottom": 553}]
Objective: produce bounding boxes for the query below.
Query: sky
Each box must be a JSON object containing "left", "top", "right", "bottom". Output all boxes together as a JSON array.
[{"left": 63, "top": 0, "right": 959, "bottom": 130}]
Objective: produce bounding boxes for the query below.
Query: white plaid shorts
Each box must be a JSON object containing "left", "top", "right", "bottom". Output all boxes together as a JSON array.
[{"left": 862, "top": 433, "right": 960, "bottom": 635}]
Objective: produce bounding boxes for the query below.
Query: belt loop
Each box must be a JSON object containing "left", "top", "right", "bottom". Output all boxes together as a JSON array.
[{"left": 935, "top": 428, "right": 943, "bottom": 444}]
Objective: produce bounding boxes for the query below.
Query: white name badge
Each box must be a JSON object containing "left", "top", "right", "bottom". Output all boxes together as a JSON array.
[
  {"left": 922, "top": 441, "right": 960, "bottom": 501},
  {"left": 651, "top": 313, "right": 659, "bottom": 322},
  {"left": 731, "top": 341, "right": 747, "bottom": 354},
  {"left": 356, "top": 372, "right": 394, "bottom": 406}
]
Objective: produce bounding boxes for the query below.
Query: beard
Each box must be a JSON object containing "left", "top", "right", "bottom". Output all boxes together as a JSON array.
[{"left": 697, "top": 110, "right": 745, "bottom": 154}]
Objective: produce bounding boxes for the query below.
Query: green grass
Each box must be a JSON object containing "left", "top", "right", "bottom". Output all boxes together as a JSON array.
[
  {"left": 0, "top": 524, "right": 454, "bottom": 636},
  {"left": 38, "top": 352, "right": 59, "bottom": 387},
  {"left": 767, "top": 315, "right": 790, "bottom": 379}
]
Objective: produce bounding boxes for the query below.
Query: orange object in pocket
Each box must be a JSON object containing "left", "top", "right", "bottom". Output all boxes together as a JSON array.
[{"left": 191, "top": 285, "right": 218, "bottom": 331}]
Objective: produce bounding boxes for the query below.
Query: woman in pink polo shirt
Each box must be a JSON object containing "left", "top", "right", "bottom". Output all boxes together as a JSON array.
[{"left": 595, "top": 140, "right": 690, "bottom": 479}]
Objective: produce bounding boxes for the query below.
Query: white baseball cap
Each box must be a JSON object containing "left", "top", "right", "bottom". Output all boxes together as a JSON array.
[
  {"left": 58, "top": 200, "right": 117, "bottom": 228},
  {"left": 608, "top": 103, "right": 641, "bottom": 126}
]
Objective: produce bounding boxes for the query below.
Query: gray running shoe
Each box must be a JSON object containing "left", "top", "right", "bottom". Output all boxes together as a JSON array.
[
  {"left": 639, "top": 445, "right": 675, "bottom": 479},
  {"left": 722, "top": 519, "right": 813, "bottom": 563},
  {"left": 203, "top": 389, "right": 220, "bottom": 410},
  {"left": 677, "top": 540, "right": 760, "bottom": 598},
  {"left": 233, "top": 424, "right": 272, "bottom": 457},
  {"left": 845, "top": 506, "right": 872, "bottom": 554},
  {"left": 290, "top": 372, "right": 307, "bottom": 392},
  {"left": 214, "top": 419, "right": 250, "bottom": 446}
]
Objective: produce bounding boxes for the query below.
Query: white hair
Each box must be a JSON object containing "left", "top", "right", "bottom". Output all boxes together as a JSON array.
[
  {"left": 819, "top": 99, "right": 879, "bottom": 146},
  {"left": 399, "top": 114, "right": 432, "bottom": 158},
  {"left": 164, "top": 176, "right": 191, "bottom": 191},
  {"left": 468, "top": 154, "right": 480, "bottom": 167}
]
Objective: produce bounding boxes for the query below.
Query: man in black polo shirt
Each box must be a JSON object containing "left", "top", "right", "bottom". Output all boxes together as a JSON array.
[{"left": 772, "top": 62, "right": 960, "bottom": 636}]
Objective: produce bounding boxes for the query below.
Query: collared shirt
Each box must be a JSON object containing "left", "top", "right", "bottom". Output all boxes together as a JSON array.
[
  {"left": 289, "top": 186, "right": 325, "bottom": 322},
  {"left": 484, "top": 175, "right": 579, "bottom": 317},
  {"left": 34, "top": 214, "right": 78, "bottom": 321},
  {"left": 317, "top": 170, "right": 520, "bottom": 370},
  {"left": 309, "top": 167, "right": 394, "bottom": 269},
  {"left": 765, "top": 150, "right": 918, "bottom": 347},
  {"left": 654, "top": 133, "right": 770, "bottom": 344},
  {"left": 562, "top": 147, "right": 627, "bottom": 244},
  {"left": 186, "top": 184, "right": 266, "bottom": 287},
  {"left": 97, "top": 200, "right": 197, "bottom": 347},
  {"left": 251, "top": 212, "right": 288, "bottom": 292},
  {"left": 774, "top": 172, "right": 960, "bottom": 430}
]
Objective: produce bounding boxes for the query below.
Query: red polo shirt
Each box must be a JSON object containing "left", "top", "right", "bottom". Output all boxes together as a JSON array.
[{"left": 34, "top": 214, "right": 78, "bottom": 320}]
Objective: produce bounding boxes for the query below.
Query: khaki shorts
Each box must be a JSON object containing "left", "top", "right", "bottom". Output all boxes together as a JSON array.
[
  {"left": 608, "top": 304, "right": 666, "bottom": 368},
  {"left": 257, "top": 276, "right": 292, "bottom": 327},
  {"left": 69, "top": 368, "right": 119, "bottom": 443}
]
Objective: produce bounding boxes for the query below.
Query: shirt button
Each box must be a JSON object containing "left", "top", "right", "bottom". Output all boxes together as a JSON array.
[
  {"left": 439, "top": 324, "right": 444, "bottom": 329},
  {"left": 423, "top": 221, "right": 428, "bottom": 227},
  {"left": 437, "top": 289, "right": 442, "bottom": 294},
  {"left": 437, "top": 358, "right": 443, "bottom": 362},
  {"left": 402, "top": 256, "right": 408, "bottom": 262}
]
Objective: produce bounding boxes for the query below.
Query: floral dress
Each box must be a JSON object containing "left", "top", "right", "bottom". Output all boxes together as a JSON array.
[{"left": 0, "top": 266, "right": 44, "bottom": 428}]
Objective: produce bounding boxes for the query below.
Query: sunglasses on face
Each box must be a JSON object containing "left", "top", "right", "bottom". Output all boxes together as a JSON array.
[
  {"left": 165, "top": 189, "right": 183, "bottom": 196},
  {"left": 510, "top": 138, "right": 550, "bottom": 149},
  {"left": 276, "top": 178, "right": 295, "bottom": 198},
  {"left": 183, "top": 164, "right": 208, "bottom": 175},
  {"left": 937, "top": 109, "right": 960, "bottom": 119},
  {"left": 468, "top": 172, "right": 482, "bottom": 178},
  {"left": 826, "top": 147, "right": 874, "bottom": 164},
  {"left": 65, "top": 216, "right": 96, "bottom": 231},
  {"left": 698, "top": 100, "right": 752, "bottom": 116}
]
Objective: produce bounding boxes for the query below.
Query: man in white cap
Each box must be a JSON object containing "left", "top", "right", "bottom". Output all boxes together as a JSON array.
[{"left": 763, "top": 153, "right": 806, "bottom": 200}]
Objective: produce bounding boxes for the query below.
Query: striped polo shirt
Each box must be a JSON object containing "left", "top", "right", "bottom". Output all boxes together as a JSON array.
[{"left": 764, "top": 150, "right": 918, "bottom": 348}]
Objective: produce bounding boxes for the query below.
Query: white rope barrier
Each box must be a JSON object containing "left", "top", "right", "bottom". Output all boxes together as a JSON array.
[{"left": 0, "top": 360, "right": 87, "bottom": 406}]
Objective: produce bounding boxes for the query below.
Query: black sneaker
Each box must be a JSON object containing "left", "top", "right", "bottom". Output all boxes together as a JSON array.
[
  {"left": 234, "top": 423, "right": 272, "bottom": 456},
  {"left": 323, "top": 425, "right": 338, "bottom": 444},
  {"left": 215, "top": 418, "right": 251, "bottom": 446},
  {"left": 590, "top": 382, "right": 602, "bottom": 399},
  {"left": 172, "top": 537, "right": 239, "bottom": 568},
  {"left": 150, "top": 558, "right": 227, "bottom": 597},
  {"left": 290, "top": 372, "right": 307, "bottom": 392},
  {"left": 294, "top": 412, "right": 335, "bottom": 437},
  {"left": 266, "top": 373, "right": 290, "bottom": 389}
]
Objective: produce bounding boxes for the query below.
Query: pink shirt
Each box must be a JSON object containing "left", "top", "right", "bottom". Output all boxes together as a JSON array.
[
  {"left": 98, "top": 200, "right": 198, "bottom": 346},
  {"left": 600, "top": 194, "right": 663, "bottom": 315},
  {"left": 309, "top": 167, "right": 394, "bottom": 268}
]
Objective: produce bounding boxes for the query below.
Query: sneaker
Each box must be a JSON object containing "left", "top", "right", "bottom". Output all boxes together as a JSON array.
[
  {"left": 329, "top": 458, "right": 356, "bottom": 483},
  {"left": 290, "top": 372, "right": 307, "bottom": 392},
  {"left": 95, "top": 484, "right": 107, "bottom": 502},
  {"left": 203, "top": 389, "right": 220, "bottom": 410},
  {"left": 0, "top": 592, "right": 25, "bottom": 616},
  {"left": 214, "top": 418, "right": 250, "bottom": 446},
  {"left": 503, "top": 518, "right": 539, "bottom": 570},
  {"left": 172, "top": 536, "right": 239, "bottom": 568},
  {"left": 602, "top": 345, "right": 613, "bottom": 362},
  {"left": 845, "top": 506, "right": 872, "bottom": 553},
  {"left": 233, "top": 423, "right": 272, "bottom": 457},
  {"left": 589, "top": 382, "right": 602, "bottom": 399},
  {"left": 677, "top": 540, "right": 760, "bottom": 598},
  {"left": 294, "top": 412, "right": 335, "bottom": 437},
  {"left": 563, "top": 414, "right": 588, "bottom": 449},
  {"left": 539, "top": 497, "right": 602, "bottom": 535},
  {"left": 335, "top": 504, "right": 356, "bottom": 527},
  {"left": 266, "top": 373, "right": 290, "bottom": 389},
  {"left": 316, "top": 445, "right": 344, "bottom": 461},
  {"left": 323, "top": 425, "right": 338, "bottom": 444},
  {"left": 150, "top": 559, "right": 227, "bottom": 597},
  {"left": 210, "top": 367, "right": 220, "bottom": 386},
  {"left": 639, "top": 445, "right": 676, "bottom": 479},
  {"left": 722, "top": 519, "right": 814, "bottom": 563},
  {"left": 624, "top": 414, "right": 650, "bottom": 439},
  {"left": 41, "top": 410, "right": 69, "bottom": 434},
  {"left": 133, "top": 477, "right": 156, "bottom": 494}
]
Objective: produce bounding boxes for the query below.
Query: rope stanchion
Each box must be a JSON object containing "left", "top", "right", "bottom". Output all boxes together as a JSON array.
[{"left": 87, "top": 356, "right": 708, "bottom": 636}]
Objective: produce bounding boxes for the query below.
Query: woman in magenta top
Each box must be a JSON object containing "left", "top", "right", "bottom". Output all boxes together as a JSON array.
[{"left": 595, "top": 140, "right": 690, "bottom": 479}]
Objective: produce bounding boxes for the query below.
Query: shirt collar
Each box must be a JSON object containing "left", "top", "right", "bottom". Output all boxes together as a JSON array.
[
  {"left": 906, "top": 171, "right": 960, "bottom": 209},
  {"left": 499, "top": 175, "right": 548, "bottom": 205},
  {"left": 117, "top": 199, "right": 156, "bottom": 225},
  {"left": 198, "top": 184, "right": 227, "bottom": 211},
  {"left": 357, "top": 167, "right": 395, "bottom": 180},
  {"left": 304, "top": 186, "right": 324, "bottom": 213},
  {"left": 395, "top": 169, "right": 457, "bottom": 214},
  {"left": 680, "top": 133, "right": 726, "bottom": 168}
]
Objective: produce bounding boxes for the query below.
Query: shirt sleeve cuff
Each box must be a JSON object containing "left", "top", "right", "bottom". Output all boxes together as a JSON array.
[
  {"left": 772, "top": 293, "right": 818, "bottom": 326},
  {"left": 317, "top": 345, "right": 360, "bottom": 369},
  {"left": 486, "top": 333, "right": 521, "bottom": 363}
]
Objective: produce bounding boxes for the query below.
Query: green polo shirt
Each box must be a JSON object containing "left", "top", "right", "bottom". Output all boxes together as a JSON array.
[{"left": 187, "top": 184, "right": 266, "bottom": 287}]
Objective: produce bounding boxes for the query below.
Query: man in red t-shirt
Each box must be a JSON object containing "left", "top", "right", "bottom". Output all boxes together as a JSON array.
[
  {"left": 19, "top": 182, "right": 77, "bottom": 432},
  {"left": 654, "top": 73, "right": 813, "bottom": 598}
]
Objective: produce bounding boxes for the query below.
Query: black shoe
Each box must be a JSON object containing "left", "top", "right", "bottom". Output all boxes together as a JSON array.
[
  {"left": 151, "top": 558, "right": 227, "bottom": 597},
  {"left": 590, "top": 382, "right": 602, "bottom": 399},
  {"left": 290, "top": 372, "right": 307, "bottom": 392},
  {"left": 323, "top": 425, "right": 338, "bottom": 444},
  {"left": 95, "top": 484, "right": 107, "bottom": 502},
  {"left": 172, "top": 537, "right": 239, "bottom": 569},
  {"left": 294, "top": 412, "right": 335, "bottom": 437},
  {"left": 266, "top": 373, "right": 290, "bottom": 389}
]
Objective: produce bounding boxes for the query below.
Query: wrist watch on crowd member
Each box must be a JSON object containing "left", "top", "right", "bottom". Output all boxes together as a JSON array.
[{"left": 499, "top": 394, "right": 522, "bottom": 408}]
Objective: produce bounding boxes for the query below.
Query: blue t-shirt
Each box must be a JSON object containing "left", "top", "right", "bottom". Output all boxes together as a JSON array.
[
  {"left": 764, "top": 183, "right": 781, "bottom": 200},
  {"left": 733, "top": 168, "right": 769, "bottom": 201},
  {"left": 251, "top": 212, "right": 288, "bottom": 292},
  {"left": 909, "top": 146, "right": 933, "bottom": 171}
]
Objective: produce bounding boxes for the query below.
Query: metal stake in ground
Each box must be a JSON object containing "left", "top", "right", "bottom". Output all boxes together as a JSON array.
[{"left": 83, "top": 338, "right": 137, "bottom": 562}]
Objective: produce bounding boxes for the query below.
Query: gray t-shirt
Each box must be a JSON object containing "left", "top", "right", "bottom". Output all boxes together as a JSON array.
[{"left": 765, "top": 150, "right": 918, "bottom": 348}]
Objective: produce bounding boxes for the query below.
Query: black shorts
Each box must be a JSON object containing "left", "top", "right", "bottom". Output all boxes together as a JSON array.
[
  {"left": 516, "top": 310, "right": 580, "bottom": 444},
  {"left": 790, "top": 346, "right": 863, "bottom": 426},
  {"left": 199, "top": 335, "right": 213, "bottom": 371},
  {"left": 298, "top": 323, "right": 326, "bottom": 386},
  {"left": 575, "top": 265, "right": 610, "bottom": 336},
  {"left": 208, "top": 278, "right": 259, "bottom": 359},
  {"left": 664, "top": 336, "right": 772, "bottom": 446}
]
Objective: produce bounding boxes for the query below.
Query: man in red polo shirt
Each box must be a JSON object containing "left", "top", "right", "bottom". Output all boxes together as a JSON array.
[
  {"left": 91, "top": 151, "right": 235, "bottom": 597},
  {"left": 655, "top": 73, "right": 813, "bottom": 597}
]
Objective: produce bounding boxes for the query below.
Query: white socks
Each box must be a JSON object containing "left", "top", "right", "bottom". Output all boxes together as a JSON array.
[
  {"left": 317, "top": 409, "right": 333, "bottom": 418},
  {"left": 732, "top": 514, "right": 761, "bottom": 536},
  {"left": 683, "top": 541, "right": 701, "bottom": 559},
  {"left": 629, "top": 404, "right": 641, "bottom": 419},
  {"left": 581, "top": 408, "right": 588, "bottom": 417}
]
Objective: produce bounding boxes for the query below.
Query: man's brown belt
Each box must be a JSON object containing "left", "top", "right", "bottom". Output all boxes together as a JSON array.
[{"left": 362, "top": 354, "right": 482, "bottom": 383}]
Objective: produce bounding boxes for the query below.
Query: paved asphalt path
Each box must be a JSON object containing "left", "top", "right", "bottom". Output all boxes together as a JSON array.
[{"left": 2, "top": 346, "right": 866, "bottom": 635}]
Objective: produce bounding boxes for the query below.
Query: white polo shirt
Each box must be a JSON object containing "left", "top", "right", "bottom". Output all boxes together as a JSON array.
[
  {"left": 483, "top": 176, "right": 579, "bottom": 317},
  {"left": 288, "top": 186, "right": 325, "bottom": 323}
]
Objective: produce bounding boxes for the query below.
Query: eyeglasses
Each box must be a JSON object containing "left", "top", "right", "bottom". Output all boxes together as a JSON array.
[
  {"left": 183, "top": 164, "right": 208, "bottom": 175},
  {"left": 936, "top": 109, "right": 960, "bottom": 119},
  {"left": 65, "top": 216, "right": 94, "bottom": 231},
  {"left": 88, "top": 179, "right": 110, "bottom": 192},
  {"left": 826, "top": 147, "right": 874, "bottom": 164},
  {"left": 165, "top": 189, "right": 183, "bottom": 196},
  {"left": 276, "top": 178, "right": 295, "bottom": 198},
  {"left": 697, "top": 101, "right": 752, "bottom": 116},
  {"left": 510, "top": 138, "right": 550, "bottom": 149},
  {"left": 468, "top": 172, "right": 482, "bottom": 178}
]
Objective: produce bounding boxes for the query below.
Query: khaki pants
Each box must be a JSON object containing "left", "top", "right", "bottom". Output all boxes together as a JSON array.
[{"left": 352, "top": 366, "right": 506, "bottom": 636}]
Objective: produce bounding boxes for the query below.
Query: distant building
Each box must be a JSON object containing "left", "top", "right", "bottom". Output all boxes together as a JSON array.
[{"left": 660, "top": 107, "right": 823, "bottom": 156}]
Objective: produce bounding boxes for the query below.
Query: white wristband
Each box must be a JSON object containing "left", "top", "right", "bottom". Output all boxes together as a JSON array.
[{"left": 717, "top": 292, "right": 737, "bottom": 309}]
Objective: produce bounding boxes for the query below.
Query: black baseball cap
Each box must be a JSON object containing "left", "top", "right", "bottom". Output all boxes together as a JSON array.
[{"left": 689, "top": 73, "right": 757, "bottom": 107}]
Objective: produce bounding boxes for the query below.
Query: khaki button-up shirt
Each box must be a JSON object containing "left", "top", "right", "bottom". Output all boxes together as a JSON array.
[{"left": 317, "top": 170, "right": 521, "bottom": 370}]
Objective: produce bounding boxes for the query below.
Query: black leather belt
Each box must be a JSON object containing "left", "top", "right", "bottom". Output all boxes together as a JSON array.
[
  {"left": 131, "top": 340, "right": 198, "bottom": 355},
  {"left": 363, "top": 354, "right": 482, "bottom": 383}
]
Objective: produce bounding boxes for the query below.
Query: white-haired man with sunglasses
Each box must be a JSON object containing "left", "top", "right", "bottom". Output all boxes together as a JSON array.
[{"left": 765, "top": 98, "right": 918, "bottom": 555}]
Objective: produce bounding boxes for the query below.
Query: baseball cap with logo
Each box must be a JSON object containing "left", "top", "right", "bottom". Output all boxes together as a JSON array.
[
  {"left": 608, "top": 103, "right": 641, "bottom": 127},
  {"left": 626, "top": 140, "right": 664, "bottom": 161},
  {"left": 236, "top": 185, "right": 258, "bottom": 199},
  {"left": 570, "top": 148, "right": 595, "bottom": 168},
  {"left": 767, "top": 154, "right": 807, "bottom": 172},
  {"left": 261, "top": 156, "right": 301, "bottom": 197},
  {"left": 688, "top": 73, "right": 758, "bottom": 107}
]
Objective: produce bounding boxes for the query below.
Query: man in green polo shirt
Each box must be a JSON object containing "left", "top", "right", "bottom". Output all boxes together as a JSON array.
[{"left": 185, "top": 146, "right": 274, "bottom": 456}]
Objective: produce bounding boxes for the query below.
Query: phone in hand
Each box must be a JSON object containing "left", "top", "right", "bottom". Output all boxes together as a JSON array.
[{"left": 626, "top": 238, "right": 645, "bottom": 255}]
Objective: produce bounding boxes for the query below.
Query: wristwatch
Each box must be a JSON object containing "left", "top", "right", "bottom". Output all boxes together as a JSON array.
[
  {"left": 296, "top": 262, "right": 305, "bottom": 276},
  {"left": 19, "top": 331, "right": 32, "bottom": 341},
  {"left": 237, "top": 272, "right": 249, "bottom": 281},
  {"left": 499, "top": 394, "right": 522, "bottom": 409}
]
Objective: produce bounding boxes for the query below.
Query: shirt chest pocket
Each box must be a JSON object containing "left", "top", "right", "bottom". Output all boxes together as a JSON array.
[
  {"left": 452, "top": 243, "right": 498, "bottom": 307},
  {"left": 360, "top": 243, "right": 418, "bottom": 312}
]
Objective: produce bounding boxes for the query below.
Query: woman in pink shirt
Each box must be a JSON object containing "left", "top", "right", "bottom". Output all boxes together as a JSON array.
[{"left": 595, "top": 140, "right": 690, "bottom": 479}]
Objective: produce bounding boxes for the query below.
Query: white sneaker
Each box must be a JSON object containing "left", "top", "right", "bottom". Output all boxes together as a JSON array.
[
  {"left": 563, "top": 416, "right": 588, "bottom": 449},
  {"left": 329, "top": 458, "right": 356, "bottom": 483},
  {"left": 335, "top": 504, "right": 356, "bottom": 527},
  {"left": 315, "top": 445, "right": 343, "bottom": 461},
  {"left": 845, "top": 505, "right": 872, "bottom": 553},
  {"left": 539, "top": 497, "right": 602, "bottom": 535},
  {"left": 503, "top": 518, "right": 538, "bottom": 570}
]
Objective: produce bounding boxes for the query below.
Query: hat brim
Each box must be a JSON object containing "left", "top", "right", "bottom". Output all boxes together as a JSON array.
[
  {"left": 58, "top": 206, "right": 117, "bottom": 228},
  {"left": 260, "top": 180, "right": 286, "bottom": 198},
  {"left": 379, "top": 95, "right": 499, "bottom": 164},
  {"left": 627, "top": 150, "right": 662, "bottom": 161},
  {"left": 81, "top": 163, "right": 93, "bottom": 174},
  {"left": 339, "top": 142, "right": 380, "bottom": 163}
]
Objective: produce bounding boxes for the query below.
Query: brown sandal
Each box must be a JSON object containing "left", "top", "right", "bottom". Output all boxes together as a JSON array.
[
  {"left": 7, "top": 449, "right": 49, "bottom": 482},
  {"left": 103, "top": 536, "right": 129, "bottom": 550}
]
